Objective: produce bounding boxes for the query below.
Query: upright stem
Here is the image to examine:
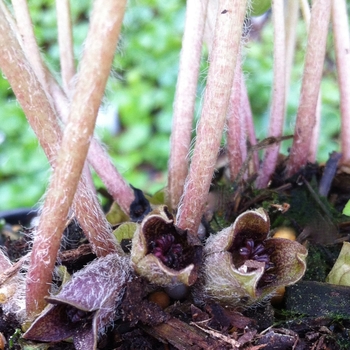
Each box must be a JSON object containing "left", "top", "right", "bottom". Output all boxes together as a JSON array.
[
  {"left": 11, "top": 0, "right": 47, "bottom": 86},
  {"left": 332, "top": 0, "right": 350, "bottom": 165},
  {"left": 241, "top": 73, "right": 258, "bottom": 173},
  {"left": 227, "top": 56, "right": 245, "bottom": 180},
  {"left": 298, "top": 0, "right": 321, "bottom": 163},
  {"left": 25, "top": 0, "right": 127, "bottom": 317},
  {"left": 285, "top": 0, "right": 299, "bottom": 104},
  {"left": 286, "top": 0, "right": 331, "bottom": 177},
  {"left": 256, "top": 0, "right": 286, "bottom": 188},
  {"left": 0, "top": 0, "right": 118, "bottom": 257},
  {"left": 167, "top": 0, "right": 208, "bottom": 211},
  {"left": 56, "top": 0, "right": 75, "bottom": 93},
  {"left": 11, "top": 0, "right": 134, "bottom": 213},
  {"left": 177, "top": 0, "right": 247, "bottom": 235}
]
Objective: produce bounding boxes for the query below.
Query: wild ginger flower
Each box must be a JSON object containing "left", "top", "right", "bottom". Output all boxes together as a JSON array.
[
  {"left": 131, "top": 205, "right": 201, "bottom": 287},
  {"left": 199, "top": 208, "right": 307, "bottom": 306},
  {"left": 23, "top": 253, "right": 131, "bottom": 350}
]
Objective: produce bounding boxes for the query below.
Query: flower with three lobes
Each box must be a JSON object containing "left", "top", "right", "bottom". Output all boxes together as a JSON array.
[
  {"left": 200, "top": 208, "right": 307, "bottom": 306},
  {"left": 131, "top": 205, "right": 201, "bottom": 287}
]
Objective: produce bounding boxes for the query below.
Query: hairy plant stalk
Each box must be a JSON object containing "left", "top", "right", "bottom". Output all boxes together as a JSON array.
[
  {"left": 301, "top": 0, "right": 321, "bottom": 163},
  {"left": 1, "top": 0, "right": 120, "bottom": 253},
  {"left": 55, "top": 0, "right": 75, "bottom": 93},
  {"left": 167, "top": 0, "right": 208, "bottom": 211},
  {"left": 227, "top": 56, "right": 245, "bottom": 180},
  {"left": 256, "top": 0, "right": 286, "bottom": 188},
  {"left": 25, "top": 0, "right": 127, "bottom": 316},
  {"left": 177, "top": 0, "right": 247, "bottom": 235},
  {"left": 308, "top": 94, "right": 321, "bottom": 162},
  {"left": 285, "top": 0, "right": 299, "bottom": 104},
  {"left": 241, "top": 74, "right": 258, "bottom": 173},
  {"left": 10, "top": 0, "right": 47, "bottom": 87},
  {"left": 10, "top": 0, "right": 134, "bottom": 213},
  {"left": 286, "top": 0, "right": 331, "bottom": 177},
  {"left": 47, "top": 79, "right": 135, "bottom": 213},
  {"left": 0, "top": 5, "right": 120, "bottom": 316},
  {"left": 332, "top": 0, "right": 350, "bottom": 166},
  {"left": 10, "top": 0, "right": 96, "bottom": 191}
]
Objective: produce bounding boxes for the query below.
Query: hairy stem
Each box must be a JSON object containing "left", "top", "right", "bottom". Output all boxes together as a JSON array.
[
  {"left": 227, "top": 56, "right": 245, "bottom": 180},
  {"left": 11, "top": 0, "right": 47, "bottom": 86},
  {"left": 2, "top": 0, "right": 120, "bottom": 254},
  {"left": 11, "top": 0, "right": 134, "bottom": 214},
  {"left": 304, "top": 0, "right": 321, "bottom": 163},
  {"left": 256, "top": 0, "right": 286, "bottom": 188},
  {"left": 167, "top": 0, "right": 208, "bottom": 211},
  {"left": 55, "top": 0, "right": 75, "bottom": 93},
  {"left": 286, "top": 0, "right": 331, "bottom": 177},
  {"left": 241, "top": 73, "right": 258, "bottom": 174},
  {"left": 332, "top": 0, "right": 350, "bottom": 165},
  {"left": 177, "top": 0, "right": 247, "bottom": 235},
  {"left": 25, "top": 0, "right": 127, "bottom": 316},
  {"left": 285, "top": 0, "right": 299, "bottom": 105}
]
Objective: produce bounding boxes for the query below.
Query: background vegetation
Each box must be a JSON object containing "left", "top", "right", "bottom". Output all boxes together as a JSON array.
[{"left": 0, "top": 0, "right": 341, "bottom": 210}]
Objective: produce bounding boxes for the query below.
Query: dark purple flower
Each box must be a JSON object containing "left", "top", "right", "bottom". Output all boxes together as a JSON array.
[
  {"left": 23, "top": 254, "right": 131, "bottom": 350},
  {"left": 131, "top": 205, "right": 201, "bottom": 287},
  {"left": 201, "top": 208, "right": 307, "bottom": 306}
]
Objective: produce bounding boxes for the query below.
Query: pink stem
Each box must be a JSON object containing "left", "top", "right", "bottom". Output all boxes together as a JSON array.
[
  {"left": 241, "top": 73, "right": 258, "bottom": 173},
  {"left": 11, "top": 0, "right": 134, "bottom": 213},
  {"left": 26, "top": 0, "right": 127, "bottom": 316},
  {"left": 167, "top": 0, "right": 208, "bottom": 211},
  {"left": 48, "top": 82, "right": 135, "bottom": 213},
  {"left": 55, "top": 0, "right": 75, "bottom": 93},
  {"left": 227, "top": 55, "right": 245, "bottom": 180},
  {"left": 286, "top": 0, "right": 331, "bottom": 177},
  {"left": 177, "top": 0, "right": 248, "bottom": 235},
  {"left": 256, "top": 0, "right": 286, "bottom": 188},
  {"left": 332, "top": 0, "right": 350, "bottom": 165},
  {"left": 11, "top": 0, "right": 47, "bottom": 86},
  {"left": 285, "top": 0, "right": 299, "bottom": 104}
]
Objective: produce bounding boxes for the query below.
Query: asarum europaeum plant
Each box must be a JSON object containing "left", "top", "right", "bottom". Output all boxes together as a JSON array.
[
  {"left": 0, "top": 0, "right": 348, "bottom": 329},
  {"left": 23, "top": 253, "right": 131, "bottom": 350},
  {"left": 131, "top": 205, "right": 202, "bottom": 287},
  {"left": 197, "top": 208, "right": 307, "bottom": 306}
]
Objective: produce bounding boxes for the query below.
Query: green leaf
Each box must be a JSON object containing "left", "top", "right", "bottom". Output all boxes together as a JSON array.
[
  {"left": 250, "top": 0, "right": 271, "bottom": 17},
  {"left": 343, "top": 200, "right": 350, "bottom": 216},
  {"left": 112, "top": 222, "right": 138, "bottom": 243},
  {"left": 326, "top": 242, "right": 350, "bottom": 286}
]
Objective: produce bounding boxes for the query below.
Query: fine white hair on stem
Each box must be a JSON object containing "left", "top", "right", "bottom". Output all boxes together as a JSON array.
[
  {"left": 55, "top": 0, "right": 75, "bottom": 94},
  {"left": 167, "top": 0, "right": 208, "bottom": 211},
  {"left": 332, "top": 0, "right": 350, "bottom": 166},
  {"left": 24, "top": 0, "right": 127, "bottom": 317},
  {"left": 256, "top": 0, "right": 286, "bottom": 188},
  {"left": 286, "top": 0, "right": 331, "bottom": 177},
  {"left": 177, "top": 0, "right": 249, "bottom": 235}
]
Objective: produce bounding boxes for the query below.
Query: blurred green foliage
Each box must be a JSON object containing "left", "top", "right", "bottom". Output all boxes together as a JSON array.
[{"left": 0, "top": 1, "right": 342, "bottom": 210}]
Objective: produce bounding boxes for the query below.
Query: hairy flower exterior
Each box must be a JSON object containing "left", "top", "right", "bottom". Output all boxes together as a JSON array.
[
  {"left": 200, "top": 208, "right": 307, "bottom": 306},
  {"left": 23, "top": 254, "right": 131, "bottom": 350},
  {"left": 131, "top": 205, "right": 201, "bottom": 286}
]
